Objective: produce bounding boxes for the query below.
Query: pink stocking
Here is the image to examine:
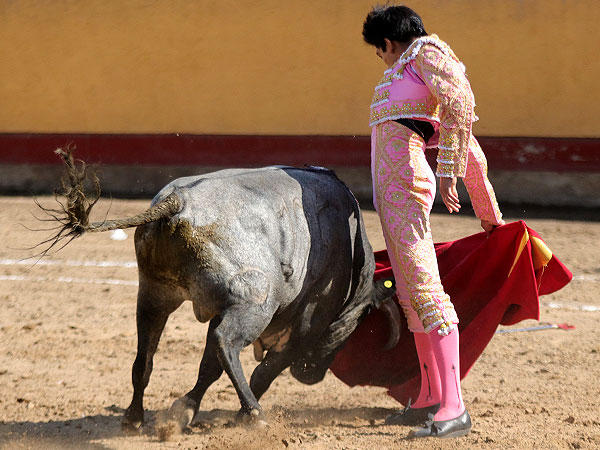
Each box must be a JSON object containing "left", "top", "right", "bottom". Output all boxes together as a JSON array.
[
  {"left": 429, "top": 327, "right": 465, "bottom": 421},
  {"left": 411, "top": 332, "right": 442, "bottom": 408}
]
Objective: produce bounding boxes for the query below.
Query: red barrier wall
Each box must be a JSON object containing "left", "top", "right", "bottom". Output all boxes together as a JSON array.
[{"left": 2, "top": 134, "right": 599, "bottom": 172}]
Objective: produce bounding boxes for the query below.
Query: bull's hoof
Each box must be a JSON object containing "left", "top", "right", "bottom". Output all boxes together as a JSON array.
[
  {"left": 121, "top": 412, "right": 143, "bottom": 435},
  {"left": 165, "top": 396, "right": 197, "bottom": 431},
  {"left": 236, "top": 407, "right": 267, "bottom": 427}
]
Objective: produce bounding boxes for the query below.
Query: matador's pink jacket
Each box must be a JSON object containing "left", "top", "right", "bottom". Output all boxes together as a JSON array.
[{"left": 370, "top": 34, "right": 502, "bottom": 223}]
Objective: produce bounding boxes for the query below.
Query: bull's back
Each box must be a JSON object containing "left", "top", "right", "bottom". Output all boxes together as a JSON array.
[{"left": 150, "top": 167, "right": 359, "bottom": 265}]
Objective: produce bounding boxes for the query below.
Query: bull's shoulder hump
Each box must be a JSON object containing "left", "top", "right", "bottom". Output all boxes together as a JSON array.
[{"left": 282, "top": 167, "right": 351, "bottom": 196}]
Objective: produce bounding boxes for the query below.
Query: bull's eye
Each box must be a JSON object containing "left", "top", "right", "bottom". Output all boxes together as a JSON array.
[{"left": 384, "top": 280, "right": 393, "bottom": 289}]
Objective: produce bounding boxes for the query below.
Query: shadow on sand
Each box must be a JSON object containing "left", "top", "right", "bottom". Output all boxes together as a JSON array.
[
  {"left": 0, "top": 405, "right": 402, "bottom": 448},
  {"left": 0, "top": 406, "right": 167, "bottom": 449}
]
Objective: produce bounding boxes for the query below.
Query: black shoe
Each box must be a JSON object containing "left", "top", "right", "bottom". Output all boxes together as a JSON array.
[
  {"left": 409, "top": 409, "right": 472, "bottom": 438},
  {"left": 385, "top": 403, "right": 440, "bottom": 426}
]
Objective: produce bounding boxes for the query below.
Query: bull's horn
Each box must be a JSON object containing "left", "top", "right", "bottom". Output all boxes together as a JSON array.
[
  {"left": 372, "top": 277, "right": 401, "bottom": 350},
  {"left": 378, "top": 298, "right": 401, "bottom": 351}
]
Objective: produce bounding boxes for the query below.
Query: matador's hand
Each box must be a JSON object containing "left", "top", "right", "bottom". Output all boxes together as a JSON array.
[
  {"left": 481, "top": 218, "right": 506, "bottom": 236},
  {"left": 439, "top": 177, "right": 460, "bottom": 213}
]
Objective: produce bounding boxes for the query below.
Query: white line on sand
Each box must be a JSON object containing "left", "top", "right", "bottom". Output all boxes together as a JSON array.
[
  {"left": 2, "top": 259, "right": 599, "bottom": 282},
  {"left": 0, "top": 258, "right": 137, "bottom": 268},
  {"left": 0, "top": 274, "right": 138, "bottom": 286},
  {"left": 1, "top": 273, "right": 599, "bottom": 312},
  {"left": 544, "top": 302, "right": 600, "bottom": 312},
  {"left": 1, "top": 259, "right": 598, "bottom": 310}
]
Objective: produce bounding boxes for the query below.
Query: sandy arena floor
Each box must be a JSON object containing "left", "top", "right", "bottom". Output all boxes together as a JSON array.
[{"left": 0, "top": 195, "right": 598, "bottom": 449}]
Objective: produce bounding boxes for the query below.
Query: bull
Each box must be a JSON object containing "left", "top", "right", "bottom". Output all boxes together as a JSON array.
[{"left": 39, "top": 148, "right": 399, "bottom": 431}]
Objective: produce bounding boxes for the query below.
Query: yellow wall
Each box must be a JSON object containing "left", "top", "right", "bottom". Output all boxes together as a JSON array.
[{"left": 1, "top": 0, "right": 598, "bottom": 137}]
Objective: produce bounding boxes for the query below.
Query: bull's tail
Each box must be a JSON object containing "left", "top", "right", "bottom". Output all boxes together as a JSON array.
[{"left": 33, "top": 145, "right": 181, "bottom": 255}]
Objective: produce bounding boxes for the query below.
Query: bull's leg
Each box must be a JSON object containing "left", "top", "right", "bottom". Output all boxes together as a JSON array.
[
  {"left": 166, "top": 317, "right": 224, "bottom": 429},
  {"left": 213, "top": 306, "right": 272, "bottom": 420},
  {"left": 249, "top": 349, "right": 294, "bottom": 401},
  {"left": 122, "top": 297, "right": 177, "bottom": 432}
]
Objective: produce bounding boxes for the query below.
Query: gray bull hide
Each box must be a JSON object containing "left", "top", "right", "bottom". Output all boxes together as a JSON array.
[{"left": 41, "top": 148, "right": 399, "bottom": 431}]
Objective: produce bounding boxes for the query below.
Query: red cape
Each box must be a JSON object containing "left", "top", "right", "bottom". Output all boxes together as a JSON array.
[{"left": 329, "top": 221, "right": 572, "bottom": 405}]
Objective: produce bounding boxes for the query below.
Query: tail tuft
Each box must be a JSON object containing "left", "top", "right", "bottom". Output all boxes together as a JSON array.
[
  {"left": 53, "top": 143, "right": 101, "bottom": 234},
  {"left": 32, "top": 144, "right": 180, "bottom": 258},
  {"left": 29, "top": 144, "right": 101, "bottom": 258}
]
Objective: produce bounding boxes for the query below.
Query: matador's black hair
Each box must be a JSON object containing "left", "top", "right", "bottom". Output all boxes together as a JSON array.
[{"left": 362, "top": 5, "right": 428, "bottom": 50}]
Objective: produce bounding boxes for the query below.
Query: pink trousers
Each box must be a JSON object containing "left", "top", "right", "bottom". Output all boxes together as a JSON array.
[{"left": 371, "top": 121, "right": 458, "bottom": 335}]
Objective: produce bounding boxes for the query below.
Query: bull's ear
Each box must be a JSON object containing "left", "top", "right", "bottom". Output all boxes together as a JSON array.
[{"left": 372, "top": 277, "right": 396, "bottom": 308}]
